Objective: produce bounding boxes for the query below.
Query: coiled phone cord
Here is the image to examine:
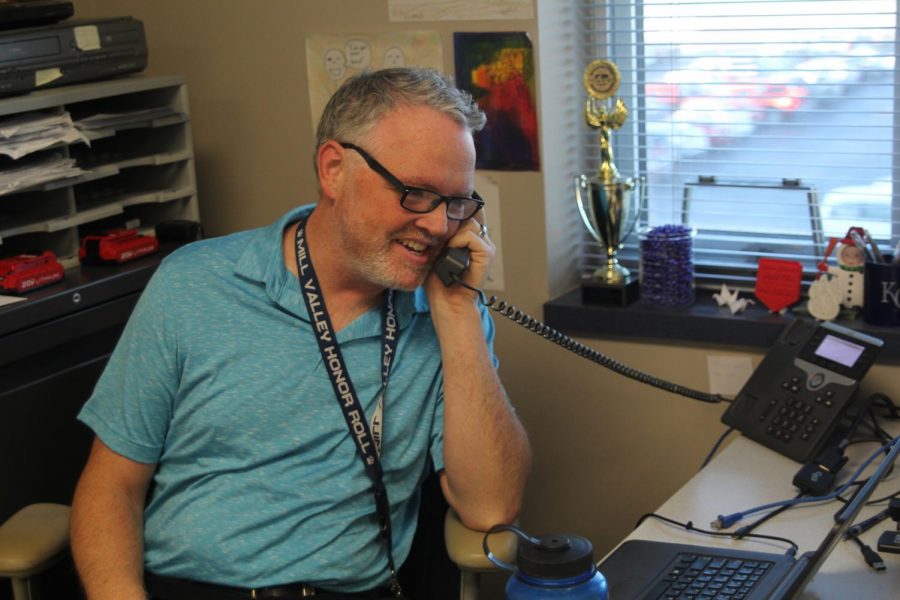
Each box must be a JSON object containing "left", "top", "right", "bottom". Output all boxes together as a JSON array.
[{"left": 452, "top": 276, "right": 725, "bottom": 404}]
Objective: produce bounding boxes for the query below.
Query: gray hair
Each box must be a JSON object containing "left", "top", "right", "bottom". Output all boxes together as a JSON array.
[{"left": 314, "top": 67, "right": 486, "bottom": 174}]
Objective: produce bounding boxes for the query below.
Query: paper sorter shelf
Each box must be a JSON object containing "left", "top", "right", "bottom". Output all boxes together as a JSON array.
[
  {"left": 114, "top": 149, "right": 192, "bottom": 170},
  {"left": 47, "top": 203, "right": 124, "bottom": 231},
  {"left": 80, "top": 113, "right": 188, "bottom": 142},
  {"left": 40, "top": 164, "right": 119, "bottom": 191},
  {"left": 118, "top": 186, "right": 196, "bottom": 207}
]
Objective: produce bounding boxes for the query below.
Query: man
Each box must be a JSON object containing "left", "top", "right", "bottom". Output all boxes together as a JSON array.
[{"left": 69, "top": 67, "right": 531, "bottom": 600}]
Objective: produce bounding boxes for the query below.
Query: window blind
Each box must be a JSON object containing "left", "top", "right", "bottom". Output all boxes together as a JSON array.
[{"left": 578, "top": 0, "right": 898, "bottom": 289}]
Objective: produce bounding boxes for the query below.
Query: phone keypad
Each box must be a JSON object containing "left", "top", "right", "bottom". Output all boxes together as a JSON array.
[{"left": 762, "top": 375, "right": 833, "bottom": 444}]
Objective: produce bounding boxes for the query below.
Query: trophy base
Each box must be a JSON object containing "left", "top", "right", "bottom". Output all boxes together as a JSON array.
[{"left": 581, "top": 275, "right": 640, "bottom": 307}]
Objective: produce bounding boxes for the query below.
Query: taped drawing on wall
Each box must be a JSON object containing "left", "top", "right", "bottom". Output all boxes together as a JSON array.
[{"left": 305, "top": 31, "right": 443, "bottom": 130}]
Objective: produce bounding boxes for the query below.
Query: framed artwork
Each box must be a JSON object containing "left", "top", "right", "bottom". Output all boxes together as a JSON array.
[{"left": 453, "top": 31, "right": 539, "bottom": 171}]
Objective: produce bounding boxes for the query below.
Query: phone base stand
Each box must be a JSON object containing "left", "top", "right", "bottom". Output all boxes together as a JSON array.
[{"left": 581, "top": 275, "right": 640, "bottom": 306}]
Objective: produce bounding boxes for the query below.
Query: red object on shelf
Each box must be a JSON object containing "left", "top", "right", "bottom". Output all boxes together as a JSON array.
[
  {"left": 755, "top": 257, "right": 803, "bottom": 312},
  {"left": 79, "top": 229, "right": 159, "bottom": 264},
  {"left": 0, "top": 251, "right": 65, "bottom": 294}
]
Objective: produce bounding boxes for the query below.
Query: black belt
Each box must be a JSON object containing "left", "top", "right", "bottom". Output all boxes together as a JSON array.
[{"left": 145, "top": 572, "right": 396, "bottom": 600}]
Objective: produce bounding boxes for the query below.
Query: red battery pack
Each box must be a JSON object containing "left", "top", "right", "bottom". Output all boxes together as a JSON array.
[
  {"left": 0, "top": 251, "right": 65, "bottom": 294},
  {"left": 79, "top": 229, "right": 159, "bottom": 264}
]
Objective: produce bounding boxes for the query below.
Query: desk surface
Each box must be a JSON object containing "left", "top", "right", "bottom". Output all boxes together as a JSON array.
[{"left": 607, "top": 433, "right": 899, "bottom": 599}]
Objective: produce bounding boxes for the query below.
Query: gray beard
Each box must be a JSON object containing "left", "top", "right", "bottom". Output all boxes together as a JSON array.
[{"left": 340, "top": 228, "right": 430, "bottom": 292}]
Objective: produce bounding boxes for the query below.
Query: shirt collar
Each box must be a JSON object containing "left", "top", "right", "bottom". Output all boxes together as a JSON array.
[
  {"left": 233, "top": 204, "right": 424, "bottom": 330},
  {"left": 234, "top": 204, "right": 312, "bottom": 294}
]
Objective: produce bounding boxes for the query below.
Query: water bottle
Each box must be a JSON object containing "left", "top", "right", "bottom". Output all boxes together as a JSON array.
[{"left": 484, "top": 525, "right": 608, "bottom": 599}]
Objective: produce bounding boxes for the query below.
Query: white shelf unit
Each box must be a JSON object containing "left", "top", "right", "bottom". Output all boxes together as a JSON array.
[{"left": 0, "top": 75, "right": 199, "bottom": 266}]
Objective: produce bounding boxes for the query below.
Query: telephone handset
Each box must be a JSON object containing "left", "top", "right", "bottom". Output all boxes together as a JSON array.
[
  {"left": 431, "top": 244, "right": 723, "bottom": 404},
  {"left": 433, "top": 246, "right": 471, "bottom": 287},
  {"left": 721, "top": 319, "right": 883, "bottom": 462}
]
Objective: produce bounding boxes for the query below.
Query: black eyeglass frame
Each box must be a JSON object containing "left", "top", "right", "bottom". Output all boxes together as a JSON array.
[{"left": 339, "top": 142, "right": 484, "bottom": 221}]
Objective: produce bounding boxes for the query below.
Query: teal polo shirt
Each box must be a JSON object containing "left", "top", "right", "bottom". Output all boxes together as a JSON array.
[{"left": 78, "top": 204, "right": 499, "bottom": 592}]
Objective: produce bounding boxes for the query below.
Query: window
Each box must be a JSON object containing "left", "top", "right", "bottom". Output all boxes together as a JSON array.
[{"left": 578, "top": 0, "right": 897, "bottom": 289}]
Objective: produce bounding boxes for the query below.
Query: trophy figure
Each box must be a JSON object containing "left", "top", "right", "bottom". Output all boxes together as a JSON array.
[{"left": 575, "top": 59, "right": 643, "bottom": 305}]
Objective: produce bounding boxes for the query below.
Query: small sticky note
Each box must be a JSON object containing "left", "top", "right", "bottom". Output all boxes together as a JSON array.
[
  {"left": 35, "top": 68, "right": 63, "bottom": 87},
  {"left": 707, "top": 355, "right": 754, "bottom": 397},
  {"left": 475, "top": 172, "right": 504, "bottom": 291},
  {"left": 74, "top": 26, "right": 101, "bottom": 51}
]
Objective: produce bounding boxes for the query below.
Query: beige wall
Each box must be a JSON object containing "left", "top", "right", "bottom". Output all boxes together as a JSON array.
[{"left": 78, "top": 0, "right": 900, "bottom": 575}]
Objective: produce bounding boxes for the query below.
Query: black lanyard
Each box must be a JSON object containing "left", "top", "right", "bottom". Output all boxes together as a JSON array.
[{"left": 294, "top": 220, "right": 402, "bottom": 596}]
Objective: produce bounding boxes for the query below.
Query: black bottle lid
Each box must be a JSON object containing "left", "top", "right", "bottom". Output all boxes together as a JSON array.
[{"left": 516, "top": 533, "right": 595, "bottom": 579}]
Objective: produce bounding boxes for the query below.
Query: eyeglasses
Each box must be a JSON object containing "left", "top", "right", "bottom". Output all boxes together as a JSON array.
[{"left": 339, "top": 142, "right": 483, "bottom": 221}]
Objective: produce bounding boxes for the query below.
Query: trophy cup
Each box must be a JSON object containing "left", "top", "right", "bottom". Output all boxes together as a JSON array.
[{"left": 575, "top": 59, "right": 643, "bottom": 306}]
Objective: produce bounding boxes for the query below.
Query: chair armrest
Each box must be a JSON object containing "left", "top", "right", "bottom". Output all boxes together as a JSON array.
[
  {"left": 444, "top": 508, "right": 518, "bottom": 572},
  {"left": 0, "top": 503, "right": 71, "bottom": 578}
]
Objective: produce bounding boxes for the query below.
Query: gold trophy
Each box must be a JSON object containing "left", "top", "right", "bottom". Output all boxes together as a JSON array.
[{"left": 575, "top": 59, "right": 643, "bottom": 305}]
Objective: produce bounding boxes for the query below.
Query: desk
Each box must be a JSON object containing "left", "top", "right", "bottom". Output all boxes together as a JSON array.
[{"left": 605, "top": 433, "right": 900, "bottom": 598}]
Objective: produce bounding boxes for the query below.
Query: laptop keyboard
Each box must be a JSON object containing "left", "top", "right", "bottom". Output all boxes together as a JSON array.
[{"left": 645, "top": 552, "right": 774, "bottom": 599}]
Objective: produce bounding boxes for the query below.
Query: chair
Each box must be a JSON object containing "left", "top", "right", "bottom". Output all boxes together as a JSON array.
[
  {"left": 444, "top": 509, "right": 518, "bottom": 600},
  {"left": 399, "top": 469, "right": 517, "bottom": 600},
  {"left": 0, "top": 493, "right": 510, "bottom": 600},
  {"left": 0, "top": 503, "right": 71, "bottom": 600}
]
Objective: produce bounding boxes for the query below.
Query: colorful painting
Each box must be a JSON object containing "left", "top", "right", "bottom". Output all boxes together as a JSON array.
[{"left": 453, "top": 32, "right": 539, "bottom": 171}]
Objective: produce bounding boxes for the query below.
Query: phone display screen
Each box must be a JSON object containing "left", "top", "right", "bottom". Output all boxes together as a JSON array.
[{"left": 814, "top": 334, "right": 865, "bottom": 368}]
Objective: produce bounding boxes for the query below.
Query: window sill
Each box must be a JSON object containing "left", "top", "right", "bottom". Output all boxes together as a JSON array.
[{"left": 543, "top": 288, "right": 900, "bottom": 364}]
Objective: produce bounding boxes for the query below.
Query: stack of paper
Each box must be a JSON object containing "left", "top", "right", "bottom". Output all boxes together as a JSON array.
[
  {"left": 0, "top": 112, "right": 90, "bottom": 160},
  {"left": 0, "top": 155, "right": 84, "bottom": 197}
]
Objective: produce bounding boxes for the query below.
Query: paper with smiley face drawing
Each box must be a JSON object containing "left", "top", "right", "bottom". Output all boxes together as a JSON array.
[{"left": 305, "top": 31, "right": 443, "bottom": 131}]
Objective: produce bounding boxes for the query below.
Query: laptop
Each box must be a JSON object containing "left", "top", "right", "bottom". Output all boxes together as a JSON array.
[{"left": 598, "top": 437, "right": 900, "bottom": 599}]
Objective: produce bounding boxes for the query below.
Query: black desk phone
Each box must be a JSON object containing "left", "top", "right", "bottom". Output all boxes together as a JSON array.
[
  {"left": 433, "top": 245, "right": 885, "bottom": 459},
  {"left": 721, "top": 319, "right": 883, "bottom": 462}
]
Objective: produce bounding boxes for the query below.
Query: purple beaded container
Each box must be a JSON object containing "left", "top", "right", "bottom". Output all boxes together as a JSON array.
[{"left": 639, "top": 224, "right": 695, "bottom": 307}]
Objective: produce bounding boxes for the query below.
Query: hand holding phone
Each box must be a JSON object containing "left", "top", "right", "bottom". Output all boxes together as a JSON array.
[{"left": 431, "top": 213, "right": 487, "bottom": 288}]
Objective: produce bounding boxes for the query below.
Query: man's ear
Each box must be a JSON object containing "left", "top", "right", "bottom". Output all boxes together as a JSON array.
[{"left": 317, "top": 141, "right": 346, "bottom": 201}]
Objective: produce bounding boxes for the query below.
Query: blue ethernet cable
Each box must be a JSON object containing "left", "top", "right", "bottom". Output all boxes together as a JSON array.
[{"left": 711, "top": 436, "right": 900, "bottom": 530}]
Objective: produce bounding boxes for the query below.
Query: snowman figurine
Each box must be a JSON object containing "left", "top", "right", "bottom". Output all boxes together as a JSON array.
[
  {"left": 825, "top": 227, "right": 867, "bottom": 310},
  {"left": 807, "top": 274, "right": 842, "bottom": 321}
]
